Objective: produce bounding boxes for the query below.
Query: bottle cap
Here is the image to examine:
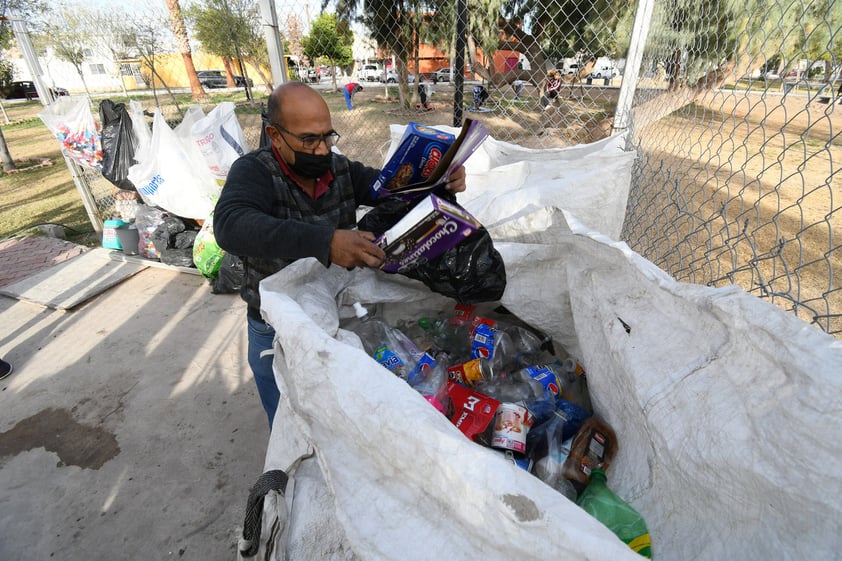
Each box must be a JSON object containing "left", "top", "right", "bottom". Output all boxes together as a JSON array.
[{"left": 353, "top": 302, "right": 368, "bottom": 318}]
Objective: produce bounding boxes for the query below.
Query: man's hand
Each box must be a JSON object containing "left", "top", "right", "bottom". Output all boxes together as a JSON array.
[
  {"left": 329, "top": 229, "right": 386, "bottom": 269},
  {"left": 444, "top": 165, "right": 467, "bottom": 193}
]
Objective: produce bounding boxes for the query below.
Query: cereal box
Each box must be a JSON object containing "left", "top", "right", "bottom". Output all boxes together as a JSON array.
[{"left": 370, "top": 123, "right": 455, "bottom": 198}]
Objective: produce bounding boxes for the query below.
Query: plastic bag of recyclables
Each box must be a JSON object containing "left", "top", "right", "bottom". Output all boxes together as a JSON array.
[
  {"left": 127, "top": 103, "right": 249, "bottom": 219},
  {"left": 243, "top": 131, "right": 842, "bottom": 561}
]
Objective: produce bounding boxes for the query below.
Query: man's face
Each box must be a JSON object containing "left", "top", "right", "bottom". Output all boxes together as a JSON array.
[{"left": 266, "top": 91, "right": 335, "bottom": 165}]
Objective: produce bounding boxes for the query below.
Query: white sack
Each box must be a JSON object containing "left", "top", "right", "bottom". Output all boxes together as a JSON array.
[
  {"left": 254, "top": 130, "right": 842, "bottom": 560},
  {"left": 258, "top": 220, "right": 842, "bottom": 560},
  {"left": 383, "top": 126, "right": 633, "bottom": 240},
  {"left": 127, "top": 108, "right": 220, "bottom": 219}
]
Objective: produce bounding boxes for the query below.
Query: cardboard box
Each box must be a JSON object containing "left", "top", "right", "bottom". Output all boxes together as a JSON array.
[
  {"left": 370, "top": 123, "right": 455, "bottom": 198},
  {"left": 375, "top": 194, "right": 482, "bottom": 273}
]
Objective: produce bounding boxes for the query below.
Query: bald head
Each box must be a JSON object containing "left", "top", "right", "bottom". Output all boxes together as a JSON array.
[{"left": 267, "top": 82, "right": 329, "bottom": 127}]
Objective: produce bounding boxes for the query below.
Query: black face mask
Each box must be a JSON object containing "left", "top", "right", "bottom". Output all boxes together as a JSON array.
[{"left": 289, "top": 150, "right": 333, "bottom": 179}]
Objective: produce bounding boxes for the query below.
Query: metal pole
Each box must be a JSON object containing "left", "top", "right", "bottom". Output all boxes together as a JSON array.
[
  {"left": 259, "top": 0, "right": 287, "bottom": 87},
  {"left": 9, "top": 10, "right": 54, "bottom": 105},
  {"left": 453, "top": 0, "right": 467, "bottom": 127},
  {"left": 612, "top": 0, "right": 655, "bottom": 135},
  {"left": 9, "top": 9, "right": 103, "bottom": 233}
]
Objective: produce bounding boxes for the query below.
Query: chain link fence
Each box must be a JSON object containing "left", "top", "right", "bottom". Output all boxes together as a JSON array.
[{"left": 71, "top": 0, "right": 839, "bottom": 336}]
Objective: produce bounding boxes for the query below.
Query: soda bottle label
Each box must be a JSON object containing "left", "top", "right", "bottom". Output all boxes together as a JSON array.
[
  {"left": 407, "top": 352, "right": 437, "bottom": 386},
  {"left": 524, "top": 365, "right": 562, "bottom": 397},
  {"left": 373, "top": 344, "right": 405, "bottom": 376},
  {"left": 581, "top": 429, "right": 608, "bottom": 475},
  {"left": 447, "top": 358, "right": 484, "bottom": 385},
  {"left": 444, "top": 381, "right": 500, "bottom": 444},
  {"left": 450, "top": 303, "right": 477, "bottom": 325},
  {"left": 471, "top": 323, "right": 496, "bottom": 359}
]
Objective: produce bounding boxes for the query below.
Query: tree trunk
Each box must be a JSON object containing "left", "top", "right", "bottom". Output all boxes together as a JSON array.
[
  {"left": 222, "top": 57, "right": 237, "bottom": 87},
  {"left": 165, "top": 0, "right": 208, "bottom": 102},
  {"left": 0, "top": 126, "right": 17, "bottom": 172}
]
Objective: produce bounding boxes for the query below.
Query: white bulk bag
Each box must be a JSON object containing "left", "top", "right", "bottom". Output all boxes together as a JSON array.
[{"left": 246, "top": 132, "right": 842, "bottom": 561}]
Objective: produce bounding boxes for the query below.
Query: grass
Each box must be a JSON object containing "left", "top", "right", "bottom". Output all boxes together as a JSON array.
[{"left": 0, "top": 91, "right": 264, "bottom": 246}]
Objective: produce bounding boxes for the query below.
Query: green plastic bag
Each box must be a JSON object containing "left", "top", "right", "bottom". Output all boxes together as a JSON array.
[{"left": 192, "top": 211, "right": 225, "bottom": 278}]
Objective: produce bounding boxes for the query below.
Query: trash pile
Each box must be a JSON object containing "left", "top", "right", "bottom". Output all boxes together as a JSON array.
[
  {"left": 344, "top": 300, "right": 652, "bottom": 558},
  {"left": 38, "top": 97, "right": 247, "bottom": 293}
]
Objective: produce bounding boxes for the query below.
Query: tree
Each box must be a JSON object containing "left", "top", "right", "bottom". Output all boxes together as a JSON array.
[
  {"left": 86, "top": 8, "right": 138, "bottom": 101},
  {"left": 301, "top": 13, "right": 354, "bottom": 91},
  {"left": 0, "top": 125, "right": 15, "bottom": 172},
  {"left": 334, "top": 0, "right": 419, "bottom": 108},
  {"left": 185, "top": 0, "right": 269, "bottom": 94},
  {"left": 164, "top": 0, "right": 208, "bottom": 102},
  {"left": 129, "top": 8, "right": 182, "bottom": 113},
  {"left": 0, "top": 0, "right": 48, "bottom": 49},
  {"left": 42, "top": 3, "right": 94, "bottom": 101}
]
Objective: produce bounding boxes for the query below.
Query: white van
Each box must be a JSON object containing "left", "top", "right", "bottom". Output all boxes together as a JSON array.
[{"left": 358, "top": 64, "right": 381, "bottom": 82}]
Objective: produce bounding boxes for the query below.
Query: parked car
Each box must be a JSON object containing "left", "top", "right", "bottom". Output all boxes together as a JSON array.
[
  {"left": 381, "top": 70, "right": 416, "bottom": 83},
  {"left": 358, "top": 63, "right": 381, "bottom": 82},
  {"left": 2, "top": 81, "right": 68, "bottom": 100},
  {"left": 559, "top": 64, "right": 580, "bottom": 76},
  {"left": 434, "top": 67, "right": 453, "bottom": 82},
  {"left": 588, "top": 66, "right": 619, "bottom": 79},
  {"left": 197, "top": 70, "right": 228, "bottom": 88}
]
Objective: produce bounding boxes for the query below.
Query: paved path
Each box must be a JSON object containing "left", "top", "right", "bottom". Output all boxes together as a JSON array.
[{"left": 0, "top": 237, "right": 88, "bottom": 288}]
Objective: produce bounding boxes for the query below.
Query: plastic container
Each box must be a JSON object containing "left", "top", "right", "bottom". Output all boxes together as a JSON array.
[
  {"left": 576, "top": 468, "right": 652, "bottom": 558},
  {"left": 102, "top": 218, "right": 128, "bottom": 249},
  {"left": 562, "top": 416, "right": 617, "bottom": 491},
  {"left": 115, "top": 225, "right": 139, "bottom": 255}
]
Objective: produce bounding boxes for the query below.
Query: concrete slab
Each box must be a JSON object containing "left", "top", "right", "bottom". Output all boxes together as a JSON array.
[
  {"left": 0, "top": 248, "right": 148, "bottom": 310},
  {"left": 0, "top": 267, "right": 267, "bottom": 561}
]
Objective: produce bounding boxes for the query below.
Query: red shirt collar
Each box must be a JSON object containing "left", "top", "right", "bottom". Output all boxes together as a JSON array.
[{"left": 271, "top": 143, "right": 333, "bottom": 200}]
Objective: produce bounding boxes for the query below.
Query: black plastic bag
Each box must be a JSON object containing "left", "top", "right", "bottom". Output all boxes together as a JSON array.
[
  {"left": 211, "top": 253, "right": 245, "bottom": 294},
  {"left": 358, "top": 195, "right": 506, "bottom": 304},
  {"left": 98, "top": 100, "right": 137, "bottom": 191},
  {"left": 151, "top": 216, "right": 199, "bottom": 268}
]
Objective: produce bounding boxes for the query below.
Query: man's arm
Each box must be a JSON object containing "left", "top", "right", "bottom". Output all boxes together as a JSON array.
[{"left": 213, "top": 155, "right": 335, "bottom": 266}]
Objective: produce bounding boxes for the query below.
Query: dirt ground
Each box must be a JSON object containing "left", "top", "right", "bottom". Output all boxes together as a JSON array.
[{"left": 631, "top": 89, "right": 841, "bottom": 334}]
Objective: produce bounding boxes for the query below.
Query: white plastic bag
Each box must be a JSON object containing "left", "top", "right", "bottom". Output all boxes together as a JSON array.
[
  {"left": 38, "top": 96, "right": 103, "bottom": 169},
  {"left": 190, "top": 101, "right": 249, "bottom": 185},
  {"left": 250, "top": 131, "right": 842, "bottom": 561},
  {"left": 127, "top": 108, "right": 220, "bottom": 219}
]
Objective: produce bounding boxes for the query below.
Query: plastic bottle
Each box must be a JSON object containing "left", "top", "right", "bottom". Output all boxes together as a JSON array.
[
  {"left": 541, "top": 358, "right": 592, "bottom": 415},
  {"left": 349, "top": 302, "right": 426, "bottom": 381},
  {"left": 576, "top": 468, "right": 652, "bottom": 558},
  {"left": 562, "top": 416, "right": 617, "bottom": 492}
]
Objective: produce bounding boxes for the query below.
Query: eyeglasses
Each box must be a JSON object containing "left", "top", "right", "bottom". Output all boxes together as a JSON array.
[{"left": 271, "top": 123, "right": 341, "bottom": 151}]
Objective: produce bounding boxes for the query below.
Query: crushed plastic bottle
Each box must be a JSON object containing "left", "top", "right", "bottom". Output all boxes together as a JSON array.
[
  {"left": 576, "top": 468, "right": 652, "bottom": 558},
  {"left": 349, "top": 302, "right": 432, "bottom": 381}
]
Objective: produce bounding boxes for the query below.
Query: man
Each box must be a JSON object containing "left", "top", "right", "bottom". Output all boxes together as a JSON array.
[
  {"left": 417, "top": 81, "right": 433, "bottom": 111},
  {"left": 343, "top": 82, "right": 363, "bottom": 110},
  {"left": 472, "top": 85, "right": 490, "bottom": 109},
  {"left": 213, "top": 83, "right": 466, "bottom": 427},
  {"left": 540, "top": 70, "right": 562, "bottom": 108}
]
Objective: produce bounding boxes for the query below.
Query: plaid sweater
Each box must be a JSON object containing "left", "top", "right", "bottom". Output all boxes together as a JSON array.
[{"left": 214, "top": 147, "right": 380, "bottom": 319}]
